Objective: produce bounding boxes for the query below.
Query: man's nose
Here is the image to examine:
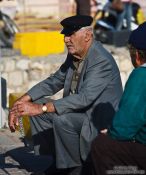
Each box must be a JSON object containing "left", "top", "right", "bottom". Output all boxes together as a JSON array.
[{"left": 64, "top": 36, "right": 70, "bottom": 43}]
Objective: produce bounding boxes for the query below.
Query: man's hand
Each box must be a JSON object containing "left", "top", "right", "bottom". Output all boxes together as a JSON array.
[
  {"left": 8, "top": 93, "right": 32, "bottom": 132},
  {"left": 100, "top": 129, "right": 108, "bottom": 134},
  {"left": 10, "top": 101, "right": 43, "bottom": 117},
  {"left": 10, "top": 101, "right": 56, "bottom": 116},
  {"left": 8, "top": 92, "right": 56, "bottom": 132},
  {"left": 13, "top": 93, "right": 31, "bottom": 108},
  {"left": 8, "top": 112, "right": 19, "bottom": 132}
]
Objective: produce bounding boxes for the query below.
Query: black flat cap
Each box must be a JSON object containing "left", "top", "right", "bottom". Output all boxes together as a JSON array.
[
  {"left": 128, "top": 22, "right": 146, "bottom": 50},
  {"left": 60, "top": 15, "right": 93, "bottom": 35}
]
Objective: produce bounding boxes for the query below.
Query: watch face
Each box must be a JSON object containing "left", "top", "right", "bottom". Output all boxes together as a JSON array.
[{"left": 42, "top": 105, "right": 47, "bottom": 112}]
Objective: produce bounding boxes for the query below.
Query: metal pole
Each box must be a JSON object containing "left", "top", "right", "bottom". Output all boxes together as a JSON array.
[{"left": 0, "top": 47, "right": 2, "bottom": 128}]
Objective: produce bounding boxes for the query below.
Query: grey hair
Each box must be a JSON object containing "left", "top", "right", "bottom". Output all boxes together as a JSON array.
[{"left": 80, "top": 26, "right": 94, "bottom": 34}]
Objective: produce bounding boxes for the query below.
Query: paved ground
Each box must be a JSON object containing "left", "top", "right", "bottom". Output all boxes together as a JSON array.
[
  {"left": 0, "top": 128, "right": 52, "bottom": 175},
  {"left": 0, "top": 129, "right": 31, "bottom": 174}
]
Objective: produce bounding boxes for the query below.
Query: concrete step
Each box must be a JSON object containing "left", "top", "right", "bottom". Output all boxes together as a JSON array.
[{"left": 14, "top": 16, "right": 61, "bottom": 32}]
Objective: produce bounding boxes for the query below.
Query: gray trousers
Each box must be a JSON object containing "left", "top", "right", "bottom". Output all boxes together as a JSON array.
[{"left": 30, "top": 98, "right": 85, "bottom": 169}]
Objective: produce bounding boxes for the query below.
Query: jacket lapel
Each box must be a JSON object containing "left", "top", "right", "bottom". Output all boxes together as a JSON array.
[
  {"left": 76, "top": 59, "right": 88, "bottom": 92},
  {"left": 63, "top": 66, "right": 74, "bottom": 97}
]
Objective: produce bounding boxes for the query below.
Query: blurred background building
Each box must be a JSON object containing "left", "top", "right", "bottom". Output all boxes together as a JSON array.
[
  {"left": 0, "top": 0, "right": 145, "bottom": 32},
  {"left": 0, "top": 0, "right": 74, "bottom": 32}
]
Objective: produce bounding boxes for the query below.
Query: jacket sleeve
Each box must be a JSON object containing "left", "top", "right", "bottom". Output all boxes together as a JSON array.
[
  {"left": 27, "top": 55, "right": 71, "bottom": 101},
  {"left": 53, "top": 58, "right": 113, "bottom": 115}
]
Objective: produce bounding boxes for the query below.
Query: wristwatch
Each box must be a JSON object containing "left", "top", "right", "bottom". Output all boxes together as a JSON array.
[{"left": 42, "top": 104, "right": 48, "bottom": 113}]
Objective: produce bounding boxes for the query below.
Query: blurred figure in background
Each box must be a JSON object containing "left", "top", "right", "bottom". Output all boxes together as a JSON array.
[
  {"left": 0, "top": 0, "right": 18, "bottom": 19},
  {"left": 117, "top": 0, "right": 133, "bottom": 30},
  {"left": 90, "top": 0, "right": 98, "bottom": 17},
  {"left": 75, "top": 0, "right": 90, "bottom": 15}
]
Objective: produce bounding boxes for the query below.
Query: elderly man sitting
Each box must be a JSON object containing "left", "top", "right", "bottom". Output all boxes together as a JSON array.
[{"left": 8, "top": 15, "right": 122, "bottom": 175}]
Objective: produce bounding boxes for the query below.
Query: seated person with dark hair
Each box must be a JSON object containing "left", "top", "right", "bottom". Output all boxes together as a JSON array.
[{"left": 91, "top": 22, "right": 146, "bottom": 175}]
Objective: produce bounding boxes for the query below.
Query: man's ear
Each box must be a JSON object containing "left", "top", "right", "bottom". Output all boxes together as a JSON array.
[
  {"left": 85, "top": 30, "right": 92, "bottom": 42},
  {"left": 135, "top": 50, "right": 142, "bottom": 66},
  {"left": 136, "top": 50, "right": 139, "bottom": 59}
]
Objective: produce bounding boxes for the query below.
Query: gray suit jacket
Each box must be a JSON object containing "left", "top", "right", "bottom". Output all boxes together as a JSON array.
[{"left": 28, "top": 40, "right": 123, "bottom": 160}]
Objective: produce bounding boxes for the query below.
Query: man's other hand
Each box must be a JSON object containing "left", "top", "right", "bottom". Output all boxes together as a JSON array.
[
  {"left": 100, "top": 129, "right": 108, "bottom": 134},
  {"left": 8, "top": 112, "right": 19, "bottom": 132}
]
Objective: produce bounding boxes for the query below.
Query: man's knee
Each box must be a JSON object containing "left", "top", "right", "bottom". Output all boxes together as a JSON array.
[
  {"left": 53, "top": 114, "right": 81, "bottom": 135},
  {"left": 53, "top": 115, "right": 70, "bottom": 129}
]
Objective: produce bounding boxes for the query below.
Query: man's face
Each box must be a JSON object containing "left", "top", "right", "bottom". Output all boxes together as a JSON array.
[{"left": 64, "top": 29, "right": 88, "bottom": 58}]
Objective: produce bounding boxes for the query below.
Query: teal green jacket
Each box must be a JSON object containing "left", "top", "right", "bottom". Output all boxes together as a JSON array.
[{"left": 109, "top": 66, "right": 146, "bottom": 145}]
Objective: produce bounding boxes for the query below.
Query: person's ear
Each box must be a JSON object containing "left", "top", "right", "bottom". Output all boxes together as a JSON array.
[
  {"left": 85, "top": 30, "right": 91, "bottom": 42},
  {"left": 135, "top": 50, "right": 142, "bottom": 66}
]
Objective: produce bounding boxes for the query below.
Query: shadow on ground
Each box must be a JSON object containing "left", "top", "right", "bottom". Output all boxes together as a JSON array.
[{"left": 6, "top": 146, "right": 53, "bottom": 173}]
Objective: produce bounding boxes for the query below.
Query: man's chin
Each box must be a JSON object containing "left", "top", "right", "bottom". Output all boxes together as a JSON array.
[{"left": 68, "top": 49, "right": 75, "bottom": 55}]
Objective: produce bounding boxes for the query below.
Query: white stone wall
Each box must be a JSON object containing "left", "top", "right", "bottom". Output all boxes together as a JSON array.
[
  {"left": 0, "top": 46, "right": 134, "bottom": 108},
  {"left": 16, "top": 0, "right": 72, "bottom": 18},
  {"left": 105, "top": 46, "right": 134, "bottom": 87}
]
